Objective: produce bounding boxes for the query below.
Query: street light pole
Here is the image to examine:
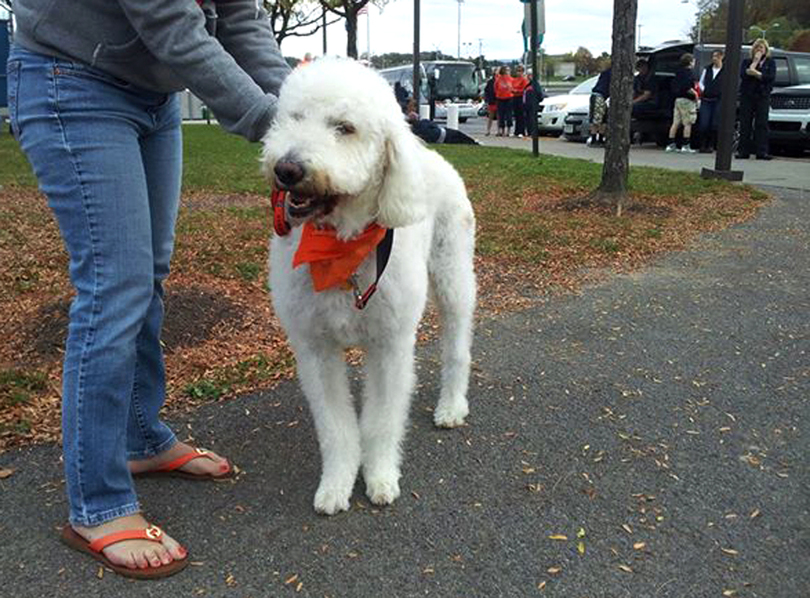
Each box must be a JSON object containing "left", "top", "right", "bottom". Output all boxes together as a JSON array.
[
  {"left": 457, "top": 0, "right": 464, "bottom": 59},
  {"left": 701, "top": 0, "right": 744, "bottom": 181}
]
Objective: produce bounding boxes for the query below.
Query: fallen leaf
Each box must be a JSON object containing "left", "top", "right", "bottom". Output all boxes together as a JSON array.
[
  {"left": 576, "top": 527, "right": 586, "bottom": 538},
  {"left": 622, "top": 524, "right": 633, "bottom": 534},
  {"left": 548, "top": 534, "right": 568, "bottom": 541},
  {"left": 284, "top": 574, "right": 299, "bottom": 585},
  {"left": 577, "top": 541, "right": 585, "bottom": 555},
  {"left": 618, "top": 564, "right": 633, "bottom": 573},
  {"left": 537, "top": 581, "right": 547, "bottom": 590},
  {"left": 547, "top": 566, "right": 562, "bottom": 574},
  {"left": 633, "top": 542, "right": 646, "bottom": 550},
  {"left": 723, "top": 591, "right": 737, "bottom": 597},
  {"left": 97, "top": 566, "right": 104, "bottom": 579},
  {"left": 0, "top": 468, "right": 14, "bottom": 479},
  {"left": 750, "top": 508, "right": 761, "bottom": 519},
  {"left": 721, "top": 548, "right": 739, "bottom": 556}
]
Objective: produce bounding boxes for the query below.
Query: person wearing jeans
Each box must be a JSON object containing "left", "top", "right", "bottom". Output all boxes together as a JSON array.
[
  {"left": 7, "top": 0, "right": 290, "bottom": 579},
  {"left": 698, "top": 50, "right": 724, "bottom": 153}
]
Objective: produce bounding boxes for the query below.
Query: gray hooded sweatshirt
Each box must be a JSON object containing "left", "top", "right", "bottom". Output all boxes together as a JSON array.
[{"left": 12, "top": 0, "right": 291, "bottom": 142}]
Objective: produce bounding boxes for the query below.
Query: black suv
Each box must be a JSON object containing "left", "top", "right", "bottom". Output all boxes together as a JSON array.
[{"left": 563, "top": 40, "right": 810, "bottom": 148}]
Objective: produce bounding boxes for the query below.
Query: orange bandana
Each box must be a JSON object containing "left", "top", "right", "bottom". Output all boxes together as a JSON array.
[{"left": 293, "top": 222, "right": 387, "bottom": 291}]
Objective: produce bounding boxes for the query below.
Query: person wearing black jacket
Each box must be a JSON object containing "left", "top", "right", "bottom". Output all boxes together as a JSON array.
[
  {"left": 698, "top": 50, "right": 724, "bottom": 153},
  {"left": 523, "top": 74, "right": 545, "bottom": 138},
  {"left": 737, "top": 38, "right": 777, "bottom": 160},
  {"left": 483, "top": 71, "right": 498, "bottom": 136}
]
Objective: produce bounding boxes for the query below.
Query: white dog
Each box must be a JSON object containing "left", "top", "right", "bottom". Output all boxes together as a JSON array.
[{"left": 261, "top": 58, "right": 476, "bottom": 515}]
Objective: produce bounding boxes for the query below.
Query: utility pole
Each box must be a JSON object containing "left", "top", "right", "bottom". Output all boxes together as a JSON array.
[
  {"left": 413, "top": 0, "right": 421, "bottom": 109},
  {"left": 530, "top": 0, "right": 539, "bottom": 157},
  {"left": 702, "top": 0, "right": 744, "bottom": 181},
  {"left": 457, "top": 0, "right": 463, "bottom": 59}
]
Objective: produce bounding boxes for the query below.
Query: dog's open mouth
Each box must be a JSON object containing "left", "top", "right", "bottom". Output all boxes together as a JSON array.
[{"left": 287, "top": 192, "right": 340, "bottom": 218}]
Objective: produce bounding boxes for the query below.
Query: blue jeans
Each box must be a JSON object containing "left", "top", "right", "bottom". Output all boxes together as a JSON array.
[{"left": 7, "top": 46, "right": 182, "bottom": 526}]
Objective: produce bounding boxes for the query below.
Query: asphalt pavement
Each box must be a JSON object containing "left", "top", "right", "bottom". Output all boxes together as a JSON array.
[{"left": 0, "top": 186, "right": 808, "bottom": 594}]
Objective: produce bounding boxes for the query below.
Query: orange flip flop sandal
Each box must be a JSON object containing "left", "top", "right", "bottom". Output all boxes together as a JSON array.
[
  {"left": 133, "top": 447, "right": 234, "bottom": 481},
  {"left": 60, "top": 524, "right": 188, "bottom": 579}
]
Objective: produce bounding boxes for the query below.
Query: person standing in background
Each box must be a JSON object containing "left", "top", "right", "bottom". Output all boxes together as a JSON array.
[
  {"left": 736, "top": 39, "right": 776, "bottom": 160},
  {"left": 511, "top": 64, "right": 530, "bottom": 138},
  {"left": 587, "top": 64, "right": 611, "bottom": 147},
  {"left": 697, "top": 50, "right": 724, "bottom": 153},
  {"left": 523, "top": 71, "right": 545, "bottom": 138},
  {"left": 494, "top": 65, "right": 514, "bottom": 137},
  {"left": 483, "top": 68, "right": 498, "bottom": 136},
  {"left": 665, "top": 53, "right": 698, "bottom": 154}
]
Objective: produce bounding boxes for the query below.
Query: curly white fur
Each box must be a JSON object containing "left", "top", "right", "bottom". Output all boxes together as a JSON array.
[{"left": 262, "top": 58, "right": 476, "bottom": 515}]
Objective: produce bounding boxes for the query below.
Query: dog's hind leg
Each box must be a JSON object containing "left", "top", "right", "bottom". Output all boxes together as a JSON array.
[
  {"left": 293, "top": 342, "right": 360, "bottom": 515},
  {"left": 360, "top": 338, "right": 417, "bottom": 506},
  {"left": 428, "top": 210, "right": 476, "bottom": 428}
]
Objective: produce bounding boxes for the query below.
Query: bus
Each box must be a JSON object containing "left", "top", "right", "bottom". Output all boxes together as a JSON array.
[{"left": 379, "top": 60, "right": 482, "bottom": 122}]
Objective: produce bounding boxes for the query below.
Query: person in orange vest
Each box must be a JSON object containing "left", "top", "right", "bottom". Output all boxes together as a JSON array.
[
  {"left": 494, "top": 65, "right": 514, "bottom": 137},
  {"left": 511, "top": 64, "right": 530, "bottom": 138}
]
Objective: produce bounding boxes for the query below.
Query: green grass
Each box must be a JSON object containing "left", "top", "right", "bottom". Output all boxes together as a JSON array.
[
  {"left": 183, "top": 352, "right": 295, "bottom": 400},
  {"left": 0, "top": 134, "right": 38, "bottom": 188},
  {"left": 2, "top": 124, "right": 741, "bottom": 200},
  {"left": 434, "top": 144, "right": 734, "bottom": 200},
  {"left": 0, "top": 369, "right": 48, "bottom": 409}
]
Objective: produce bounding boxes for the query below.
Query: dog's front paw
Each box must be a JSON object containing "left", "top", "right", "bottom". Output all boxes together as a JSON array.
[
  {"left": 365, "top": 476, "right": 401, "bottom": 506},
  {"left": 433, "top": 399, "right": 469, "bottom": 428},
  {"left": 313, "top": 484, "right": 352, "bottom": 515}
]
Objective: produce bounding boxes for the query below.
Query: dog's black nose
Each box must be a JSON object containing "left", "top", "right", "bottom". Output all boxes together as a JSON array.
[{"left": 274, "top": 160, "right": 305, "bottom": 187}]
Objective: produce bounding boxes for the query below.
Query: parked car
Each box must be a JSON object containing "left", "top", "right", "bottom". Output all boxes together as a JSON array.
[
  {"left": 538, "top": 75, "right": 598, "bottom": 136},
  {"left": 768, "top": 84, "right": 810, "bottom": 153},
  {"left": 562, "top": 40, "right": 810, "bottom": 147}
]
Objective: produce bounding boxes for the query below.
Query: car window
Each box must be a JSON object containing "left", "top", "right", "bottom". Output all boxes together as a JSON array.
[
  {"left": 774, "top": 57, "right": 790, "bottom": 86},
  {"left": 794, "top": 56, "right": 810, "bottom": 85},
  {"left": 653, "top": 51, "right": 685, "bottom": 76},
  {"left": 571, "top": 76, "right": 599, "bottom": 94}
]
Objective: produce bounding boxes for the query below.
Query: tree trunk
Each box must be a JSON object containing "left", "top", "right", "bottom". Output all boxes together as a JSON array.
[
  {"left": 345, "top": 9, "right": 358, "bottom": 58},
  {"left": 596, "top": 0, "right": 638, "bottom": 212}
]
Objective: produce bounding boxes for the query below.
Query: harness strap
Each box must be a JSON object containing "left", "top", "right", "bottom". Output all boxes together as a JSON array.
[{"left": 352, "top": 228, "right": 395, "bottom": 310}]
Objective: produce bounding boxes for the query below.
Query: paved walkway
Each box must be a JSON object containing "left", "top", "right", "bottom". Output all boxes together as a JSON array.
[
  {"left": 0, "top": 183, "right": 808, "bottom": 596},
  {"left": 462, "top": 120, "right": 810, "bottom": 191}
]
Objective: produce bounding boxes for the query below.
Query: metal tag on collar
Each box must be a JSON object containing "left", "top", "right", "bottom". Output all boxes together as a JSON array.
[{"left": 350, "top": 274, "right": 378, "bottom": 310}]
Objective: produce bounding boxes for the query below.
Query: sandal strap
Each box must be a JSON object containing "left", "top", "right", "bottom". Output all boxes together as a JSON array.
[
  {"left": 154, "top": 448, "right": 214, "bottom": 473},
  {"left": 88, "top": 525, "right": 164, "bottom": 553}
]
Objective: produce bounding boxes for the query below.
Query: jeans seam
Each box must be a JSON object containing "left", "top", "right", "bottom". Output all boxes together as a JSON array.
[
  {"left": 129, "top": 333, "right": 151, "bottom": 449},
  {"left": 52, "top": 61, "right": 105, "bottom": 522}
]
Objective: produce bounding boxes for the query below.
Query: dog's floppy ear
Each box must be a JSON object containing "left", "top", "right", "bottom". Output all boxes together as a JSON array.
[{"left": 375, "top": 121, "right": 428, "bottom": 229}]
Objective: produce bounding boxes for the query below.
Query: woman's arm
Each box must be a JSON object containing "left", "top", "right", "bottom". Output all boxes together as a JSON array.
[
  {"left": 117, "top": 0, "right": 288, "bottom": 141},
  {"left": 215, "top": 1, "right": 291, "bottom": 98}
]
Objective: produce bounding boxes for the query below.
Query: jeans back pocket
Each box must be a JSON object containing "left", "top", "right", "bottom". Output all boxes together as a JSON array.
[{"left": 6, "top": 59, "right": 21, "bottom": 140}]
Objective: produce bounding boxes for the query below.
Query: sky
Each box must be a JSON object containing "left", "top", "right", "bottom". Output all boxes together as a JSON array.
[{"left": 282, "top": 0, "right": 702, "bottom": 60}]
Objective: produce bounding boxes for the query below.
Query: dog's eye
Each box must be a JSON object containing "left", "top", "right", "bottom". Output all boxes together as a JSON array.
[{"left": 334, "top": 121, "right": 356, "bottom": 135}]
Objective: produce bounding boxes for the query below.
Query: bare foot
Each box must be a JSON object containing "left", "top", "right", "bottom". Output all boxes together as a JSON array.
[
  {"left": 72, "top": 513, "right": 186, "bottom": 570},
  {"left": 128, "top": 441, "right": 231, "bottom": 478}
]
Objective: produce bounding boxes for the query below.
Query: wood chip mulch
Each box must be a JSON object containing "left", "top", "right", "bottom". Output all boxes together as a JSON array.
[{"left": 0, "top": 184, "right": 769, "bottom": 451}]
